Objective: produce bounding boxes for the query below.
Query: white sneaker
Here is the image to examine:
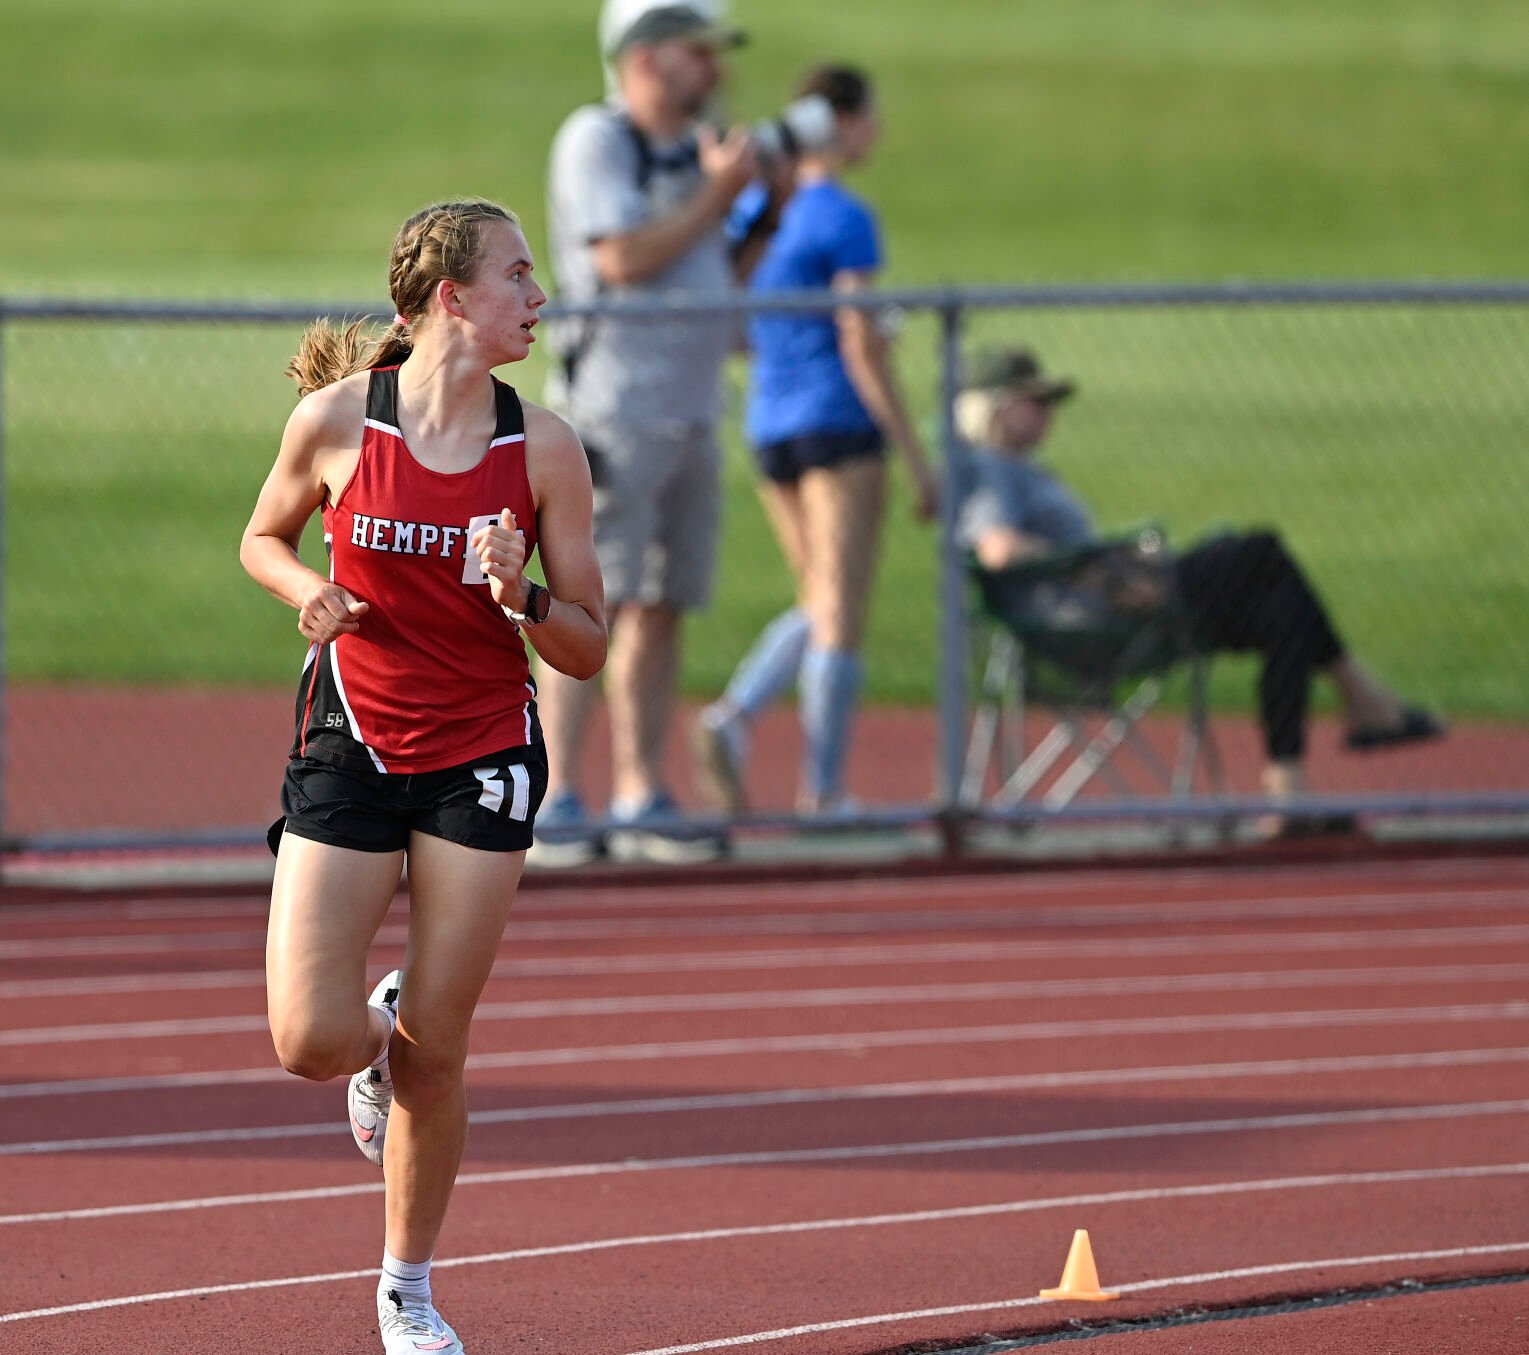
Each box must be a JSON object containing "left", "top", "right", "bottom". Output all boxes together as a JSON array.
[
  {"left": 378, "top": 1288, "right": 464, "bottom": 1354},
  {"left": 348, "top": 969, "right": 402, "bottom": 1167}
]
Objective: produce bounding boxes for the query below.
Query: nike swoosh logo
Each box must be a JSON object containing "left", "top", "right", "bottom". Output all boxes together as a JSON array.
[
  {"left": 413, "top": 1339, "right": 452, "bottom": 1351},
  {"left": 351, "top": 1117, "right": 376, "bottom": 1142}
]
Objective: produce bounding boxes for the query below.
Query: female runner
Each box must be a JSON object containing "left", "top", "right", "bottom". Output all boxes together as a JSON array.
[{"left": 241, "top": 198, "right": 606, "bottom": 1353}]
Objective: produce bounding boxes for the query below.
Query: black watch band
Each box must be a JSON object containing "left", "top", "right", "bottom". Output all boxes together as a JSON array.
[{"left": 506, "top": 582, "right": 551, "bottom": 626}]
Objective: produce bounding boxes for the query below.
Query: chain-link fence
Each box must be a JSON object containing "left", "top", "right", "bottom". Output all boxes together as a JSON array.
[{"left": 3, "top": 285, "right": 1527, "bottom": 852}]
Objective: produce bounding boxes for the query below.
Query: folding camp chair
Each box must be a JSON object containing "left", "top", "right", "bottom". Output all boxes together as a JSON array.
[{"left": 960, "top": 529, "right": 1225, "bottom": 811}]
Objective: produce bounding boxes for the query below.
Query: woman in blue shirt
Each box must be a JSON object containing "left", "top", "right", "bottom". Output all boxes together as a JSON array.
[{"left": 695, "top": 65, "right": 937, "bottom": 816}]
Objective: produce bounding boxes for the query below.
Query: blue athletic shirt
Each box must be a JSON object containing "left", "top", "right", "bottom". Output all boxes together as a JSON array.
[{"left": 739, "top": 179, "right": 883, "bottom": 447}]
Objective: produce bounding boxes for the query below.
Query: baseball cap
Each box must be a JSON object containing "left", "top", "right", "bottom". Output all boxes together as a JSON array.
[
  {"left": 605, "top": 3, "right": 748, "bottom": 58},
  {"left": 961, "top": 348, "right": 1076, "bottom": 403}
]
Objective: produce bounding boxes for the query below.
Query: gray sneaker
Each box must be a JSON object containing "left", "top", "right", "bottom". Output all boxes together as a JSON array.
[
  {"left": 691, "top": 706, "right": 749, "bottom": 816},
  {"left": 378, "top": 1288, "right": 463, "bottom": 1355},
  {"left": 526, "top": 790, "right": 603, "bottom": 869},
  {"left": 347, "top": 968, "right": 401, "bottom": 1168}
]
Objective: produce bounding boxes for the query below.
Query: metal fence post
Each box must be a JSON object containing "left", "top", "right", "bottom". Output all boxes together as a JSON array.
[
  {"left": 0, "top": 304, "right": 8, "bottom": 851},
  {"left": 934, "top": 298, "right": 970, "bottom": 856}
]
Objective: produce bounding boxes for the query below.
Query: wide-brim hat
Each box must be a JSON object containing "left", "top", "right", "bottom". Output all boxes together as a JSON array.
[
  {"left": 605, "top": 4, "right": 748, "bottom": 58},
  {"left": 961, "top": 347, "right": 1075, "bottom": 403}
]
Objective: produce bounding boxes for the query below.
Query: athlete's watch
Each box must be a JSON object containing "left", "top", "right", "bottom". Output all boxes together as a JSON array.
[{"left": 505, "top": 582, "right": 551, "bottom": 627}]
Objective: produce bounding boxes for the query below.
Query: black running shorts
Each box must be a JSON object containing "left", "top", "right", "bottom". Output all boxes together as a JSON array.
[
  {"left": 753, "top": 429, "right": 885, "bottom": 485},
  {"left": 269, "top": 743, "right": 549, "bottom": 856}
]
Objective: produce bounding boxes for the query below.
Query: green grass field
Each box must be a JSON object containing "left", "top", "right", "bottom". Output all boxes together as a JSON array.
[
  {"left": 7, "top": 0, "right": 1529, "bottom": 294},
  {"left": 5, "top": 0, "right": 1529, "bottom": 718}
]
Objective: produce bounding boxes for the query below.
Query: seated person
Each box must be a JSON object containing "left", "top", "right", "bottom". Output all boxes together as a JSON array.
[{"left": 954, "top": 347, "right": 1444, "bottom": 814}]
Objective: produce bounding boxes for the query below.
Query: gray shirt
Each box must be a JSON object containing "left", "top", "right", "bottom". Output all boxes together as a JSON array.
[
  {"left": 546, "top": 100, "right": 734, "bottom": 428},
  {"left": 956, "top": 447, "right": 1096, "bottom": 553}
]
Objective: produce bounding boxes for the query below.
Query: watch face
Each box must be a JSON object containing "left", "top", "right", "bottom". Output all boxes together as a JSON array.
[{"left": 531, "top": 584, "right": 552, "bottom": 622}]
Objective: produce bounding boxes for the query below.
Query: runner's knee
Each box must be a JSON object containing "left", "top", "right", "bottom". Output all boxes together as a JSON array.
[
  {"left": 271, "top": 1012, "right": 368, "bottom": 1082},
  {"left": 390, "top": 1036, "right": 468, "bottom": 1111}
]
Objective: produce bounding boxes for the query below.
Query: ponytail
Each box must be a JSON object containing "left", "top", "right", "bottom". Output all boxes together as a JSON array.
[{"left": 285, "top": 317, "right": 413, "bottom": 398}]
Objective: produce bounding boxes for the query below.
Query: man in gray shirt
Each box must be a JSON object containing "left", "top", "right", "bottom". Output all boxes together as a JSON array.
[{"left": 536, "top": 4, "right": 759, "bottom": 865}]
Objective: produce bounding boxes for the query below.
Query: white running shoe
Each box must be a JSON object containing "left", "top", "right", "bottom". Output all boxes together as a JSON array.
[
  {"left": 378, "top": 1288, "right": 464, "bottom": 1354},
  {"left": 348, "top": 968, "right": 402, "bottom": 1168}
]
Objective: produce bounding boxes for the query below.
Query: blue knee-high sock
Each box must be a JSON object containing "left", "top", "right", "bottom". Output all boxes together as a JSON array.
[
  {"left": 799, "top": 646, "right": 863, "bottom": 802},
  {"left": 723, "top": 607, "right": 811, "bottom": 720}
]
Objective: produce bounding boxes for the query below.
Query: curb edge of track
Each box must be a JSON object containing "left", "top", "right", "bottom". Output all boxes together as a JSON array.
[
  {"left": 3, "top": 831, "right": 1527, "bottom": 904},
  {"left": 880, "top": 1268, "right": 1529, "bottom": 1353}
]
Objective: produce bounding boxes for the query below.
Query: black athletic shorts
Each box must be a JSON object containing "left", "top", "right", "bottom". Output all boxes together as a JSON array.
[
  {"left": 269, "top": 742, "right": 549, "bottom": 856},
  {"left": 753, "top": 429, "right": 885, "bottom": 485}
]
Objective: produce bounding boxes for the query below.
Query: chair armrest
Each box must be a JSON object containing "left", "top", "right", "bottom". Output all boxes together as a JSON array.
[{"left": 968, "top": 527, "right": 1178, "bottom": 639}]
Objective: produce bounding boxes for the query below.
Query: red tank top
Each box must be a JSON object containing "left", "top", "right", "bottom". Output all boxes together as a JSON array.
[{"left": 291, "top": 366, "right": 540, "bottom": 773}]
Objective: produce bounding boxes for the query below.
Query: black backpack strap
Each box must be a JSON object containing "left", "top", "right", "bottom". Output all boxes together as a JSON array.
[
  {"left": 562, "top": 112, "right": 697, "bottom": 386},
  {"left": 619, "top": 109, "right": 699, "bottom": 191},
  {"left": 623, "top": 113, "right": 657, "bottom": 193}
]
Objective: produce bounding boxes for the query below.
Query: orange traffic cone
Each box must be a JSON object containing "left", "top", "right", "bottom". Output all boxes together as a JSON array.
[{"left": 1039, "top": 1229, "right": 1120, "bottom": 1301}]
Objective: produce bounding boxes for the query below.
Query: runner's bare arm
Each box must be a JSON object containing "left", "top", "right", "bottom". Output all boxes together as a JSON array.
[
  {"left": 515, "top": 403, "right": 608, "bottom": 680},
  {"left": 240, "top": 376, "right": 371, "bottom": 644}
]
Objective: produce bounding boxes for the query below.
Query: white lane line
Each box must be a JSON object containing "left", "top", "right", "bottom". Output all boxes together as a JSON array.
[
  {"left": 0, "top": 895, "right": 279, "bottom": 923},
  {"left": 497, "top": 889, "right": 1529, "bottom": 940},
  {"left": 25, "top": 1098, "right": 1529, "bottom": 1175},
  {"left": 5, "top": 1164, "right": 1529, "bottom": 1327},
  {"left": 5, "top": 1044, "right": 1527, "bottom": 1181},
  {"left": 11, "top": 961, "right": 1529, "bottom": 1049},
  {"left": 6, "top": 1000, "right": 1529, "bottom": 1103},
  {"left": 11, "top": 922, "right": 1529, "bottom": 1003},
  {"left": 0, "top": 926, "right": 393, "bottom": 960},
  {"left": 622, "top": 1239, "right": 1529, "bottom": 1355},
  {"left": 6, "top": 886, "right": 1528, "bottom": 960},
  {"left": 0, "top": 966, "right": 260, "bottom": 1000}
]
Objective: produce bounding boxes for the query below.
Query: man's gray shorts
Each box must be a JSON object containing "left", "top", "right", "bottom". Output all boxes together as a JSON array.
[{"left": 579, "top": 419, "right": 721, "bottom": 611}]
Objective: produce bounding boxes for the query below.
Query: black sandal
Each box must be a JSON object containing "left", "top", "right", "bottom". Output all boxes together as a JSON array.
[
  {"left": 1263, "top": 810, "right": 1360, "bottom": 840},
  {"left": 1344, "top": 706, "right": 1446, "bottom": 752}
]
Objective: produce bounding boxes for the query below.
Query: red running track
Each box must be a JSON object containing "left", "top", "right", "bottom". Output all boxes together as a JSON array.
[{"left": 3, "top": 855, "right": 1529, "bottom": 1353}]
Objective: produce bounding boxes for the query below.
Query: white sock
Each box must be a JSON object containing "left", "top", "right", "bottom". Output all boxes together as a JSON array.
[
  {"left": 379, "top": 1248, "right": 432, "bottom": 1307},
  {"left": 369, "top": 1003, "right": 397, "bottom": 1079}
]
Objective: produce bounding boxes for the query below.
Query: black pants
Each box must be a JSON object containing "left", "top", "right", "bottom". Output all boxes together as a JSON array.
[{"left": 1173, "top": 531, "right": 1345, "bottom": 761}]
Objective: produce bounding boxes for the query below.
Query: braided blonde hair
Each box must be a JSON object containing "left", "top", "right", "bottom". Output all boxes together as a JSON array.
[{"left": 285, "top": 199, "right": 520, "bottom": 397}]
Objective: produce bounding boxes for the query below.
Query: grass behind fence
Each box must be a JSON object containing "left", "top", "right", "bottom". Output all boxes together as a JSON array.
[{"left": 9, "top": 306, "right": 1527, "bottom": 719}]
